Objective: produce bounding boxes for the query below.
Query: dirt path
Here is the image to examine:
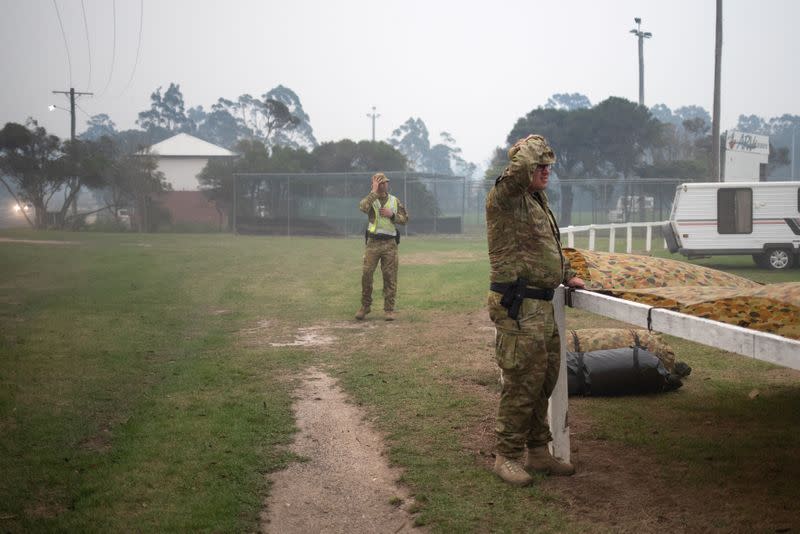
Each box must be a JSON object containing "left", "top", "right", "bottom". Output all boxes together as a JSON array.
[{"left": 261, "top": 368, "right": 422, "bottom": 534}]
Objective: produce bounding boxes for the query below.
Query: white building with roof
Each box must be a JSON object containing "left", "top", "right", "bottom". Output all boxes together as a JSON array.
[{"left": 146, "top": 133, "right": 236, "bottom": 191}]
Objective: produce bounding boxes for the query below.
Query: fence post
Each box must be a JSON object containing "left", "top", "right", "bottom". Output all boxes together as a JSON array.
[
  {"left": 548, "top": 286, "right": 571, "bottom": 462},
  {"left": 588, "top": 226, "right": 596, "bottom": 251},
  {"left": 404, "top": 174, "right": 408, "bottom": 237},
  {"left": 646, "top": 224, "right": 653, "bottom": 252},
  {"left": 462, "top": 175, "right": 466, "bottom": 234},
  {"left": 626, "top": 223, "right": 633, "bottom": 253},
  {"left": 567, "top": 229, "right": 575, "bottom": 248},
  {"left": 232, "top": 174, "right": 237, "bottom": 234},
  {"left": 433, "top": 178, "right": 438, "bottom": 234},
  {"left": 287, "top": 176, "right": 291, "bottom": 238},
  {"left": 609, "top": 226, "right": 616, "bottom": 253}
]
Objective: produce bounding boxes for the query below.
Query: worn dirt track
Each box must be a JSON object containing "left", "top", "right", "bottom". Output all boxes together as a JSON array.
[{"left": 261, "top": 369, "right": 423, "bottom": 533}]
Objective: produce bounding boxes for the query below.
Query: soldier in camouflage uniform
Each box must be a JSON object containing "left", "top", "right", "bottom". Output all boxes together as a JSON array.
[
  {"left": 486, "top": 135, "right": 585, "bottom": 487},
  {"left": 355, "top": 173, "right": 408, "bottom": 321}
]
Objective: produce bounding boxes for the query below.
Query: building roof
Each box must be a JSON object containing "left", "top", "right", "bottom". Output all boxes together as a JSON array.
[{"left": 147, "top": 133, "right": 236, "bottom": 157}]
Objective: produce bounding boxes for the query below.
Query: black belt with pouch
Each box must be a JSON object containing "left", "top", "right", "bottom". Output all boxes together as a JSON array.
[{"left": 490, "top": 278, "right": 555, "bottom": 320}]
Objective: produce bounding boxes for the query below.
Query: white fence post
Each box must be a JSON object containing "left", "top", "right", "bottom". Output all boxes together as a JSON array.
[
  {"left": 588, "top": 226, "right": 596, "bottom": 251},
  {"left": 609, "top": 226, "right": 616, "bottom": 253},
  {"left": 626, "top": 223, "right": 633, "bottom": 253},
  {"left": 567, "top": 229, "right": 575, "bottom": 248},
  {"left": 549, "top": 286, "right": 570, "bottom": 462},
  {"left": 645, "top": 224, "right": 653, "bottom": 252}
]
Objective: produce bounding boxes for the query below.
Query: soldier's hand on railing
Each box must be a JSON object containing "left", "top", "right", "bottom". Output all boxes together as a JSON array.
[{"left": 566, "top": 276, "right": 585, "bottom": 289}]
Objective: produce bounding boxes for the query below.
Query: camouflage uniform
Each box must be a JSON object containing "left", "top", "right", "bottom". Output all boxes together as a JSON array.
[
  {"left": 486, "top": 135, "right": 576, "bottom": 460},
  {"left": 358, "top": 180, "right": 408, "bottom": 312}
]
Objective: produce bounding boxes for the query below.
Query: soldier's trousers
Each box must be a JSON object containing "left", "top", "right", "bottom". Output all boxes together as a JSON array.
[
  {"left": 361, "top": 238, "right": 398, "bottom": 311},
  {"left": 488, "top": 290, "right": 561, "bottom": 459}
]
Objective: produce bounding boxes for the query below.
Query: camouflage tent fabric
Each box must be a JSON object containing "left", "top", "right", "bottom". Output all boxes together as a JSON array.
[
  {"left": 566, "top": 328, "right": 676, "bottom": 371},
  {"left": 564, "top": 248, "right": 759, "bottom": 291},
  {"left": 564, "top": 249, "right": 800, "bottom": 341}
]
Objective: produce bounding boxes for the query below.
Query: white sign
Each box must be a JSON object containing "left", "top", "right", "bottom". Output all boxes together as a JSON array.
[{"left": 726, "top": 130, "right": 769, "bottom": 155}]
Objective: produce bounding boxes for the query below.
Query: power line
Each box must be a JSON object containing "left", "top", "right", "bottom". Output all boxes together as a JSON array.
[
  {"left": 120, "top": 0, "right": 143, "bottom": 96},
  {"left": 75, "top": 102, "right": 93, "bottom": 119},
  {"left": 97, "top": 0, "right": 116, "bottom": 97},
  {"left": 52, "top": 0, "right": 73, "bottom": 87},
  {"left": 80, "top": 0, "right": 92, "bottom": 90}
]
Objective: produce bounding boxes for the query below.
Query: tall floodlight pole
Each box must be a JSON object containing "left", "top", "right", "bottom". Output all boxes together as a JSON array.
[
  {"left": 367, "top": 106, "right": 380, "bottom": 142},
  {"left": 711, "top": 0, "right": 723, "bottom": 182},
  {"left": 629, "top": 18, "right": 652, "bottom": 106}
]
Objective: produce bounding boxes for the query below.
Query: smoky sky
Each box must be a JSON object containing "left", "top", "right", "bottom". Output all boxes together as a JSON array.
[{"left": 1, "top": 0, "right": 798, "bottom": 168}]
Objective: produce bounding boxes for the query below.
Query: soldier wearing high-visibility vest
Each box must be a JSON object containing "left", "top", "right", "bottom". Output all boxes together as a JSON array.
[{"left": 356, "top": 173, "right": 408, "bottom": 321}]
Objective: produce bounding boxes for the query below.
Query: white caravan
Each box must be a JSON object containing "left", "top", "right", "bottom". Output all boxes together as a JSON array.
[{"left": 663, "top": 182, "right": 800, "bottom": 270}]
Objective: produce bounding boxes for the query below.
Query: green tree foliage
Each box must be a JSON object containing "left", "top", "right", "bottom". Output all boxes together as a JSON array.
[
  {"left": 313, "top": 140, "right": 407, "bottom": 172},
  {"left": 489, "top": 97, "right": 665, "bottom": 225},
  {"left": 390, "top": 118, "right": 431, "bottom": 171},
  {"left": 0, "top": 120, "right": 63, "bottom": 228},
  {"left": 0, "top": 120, "right": 120, "bottom": 229},
  {"left": 103, "top": 150, "right": 169, "bottom": 232},
  {"left": 545, "top": 92, "right": 592, "bottom": 111},
  {"left": 264, "top": 85, "right": 317, "bottom": 150},
  {"left": 81, "top": 114, "right": 118, "bottom": 141},
  {"left": 137, "top": 83, "right": 193, "bottom": 133},
  {"left": 389, "top": 118, "right": 476, "bottom": 177}
]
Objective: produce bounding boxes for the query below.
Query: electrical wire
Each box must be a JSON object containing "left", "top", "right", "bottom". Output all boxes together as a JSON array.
[
  {"left": 75, "top": 102, "right": 93, "bottom": 119},
  {"left": 120, "top": 0, "right": 143, "bottom": 96},
  {"left": 52, "top": 0, "right": 73, "bottom": 87},
  {"left": 97, "top": 0, "right": 116, "bottom": 98},
  {"left": 80, "top": 0, "right": 92, "bottom": 90}
]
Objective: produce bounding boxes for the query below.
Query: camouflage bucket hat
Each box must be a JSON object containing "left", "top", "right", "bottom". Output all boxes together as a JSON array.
[
  {"left": 372, "top": 172, "right": 390, "bottom": 184},
  {"left": 507, "top": 134, "right": 556, "bottom": 166}
]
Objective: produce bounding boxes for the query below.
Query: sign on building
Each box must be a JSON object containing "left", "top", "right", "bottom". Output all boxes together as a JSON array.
[{"left": 723, "top": 130, "right": 769, "bottom": 182}]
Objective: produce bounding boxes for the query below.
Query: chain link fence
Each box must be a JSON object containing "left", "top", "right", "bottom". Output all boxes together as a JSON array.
[
  {"left": 232, "top": 172, "right": 470, "bottom": 236},
  {"left": 231, "top": 173, "right": 701, "bottom": 236}
]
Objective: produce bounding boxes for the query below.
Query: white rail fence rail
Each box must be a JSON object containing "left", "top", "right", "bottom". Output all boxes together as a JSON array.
[
  {"left": 548, "top": 287, "right": 800, "bottom": 463},
  {"left": 562, "top": 221, "right": 670, "bottom": 253}
]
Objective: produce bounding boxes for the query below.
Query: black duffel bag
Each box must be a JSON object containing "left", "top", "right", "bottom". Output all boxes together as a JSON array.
[{"left": 567, "top": 347, "right": 683, "bottom": 397}]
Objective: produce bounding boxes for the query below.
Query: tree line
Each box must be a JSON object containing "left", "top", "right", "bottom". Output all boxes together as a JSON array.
[
  {"left": 1, "top": 82, "right": 474, "bottom": 230},
  {"left": 487, "top": 93, "right": 797, "bottom": 225}
]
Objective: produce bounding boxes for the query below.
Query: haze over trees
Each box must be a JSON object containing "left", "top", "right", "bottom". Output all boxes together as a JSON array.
[
  {"left": 0, "top": 120, "right": 167, "bottom": 230},
  {"left": 488, "top": 93, "right": 796, "bottom": 225}
]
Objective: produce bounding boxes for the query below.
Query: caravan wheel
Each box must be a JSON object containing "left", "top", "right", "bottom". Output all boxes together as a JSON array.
[{"left": 765, "top": 248, "right": 793, "bottom": 270}]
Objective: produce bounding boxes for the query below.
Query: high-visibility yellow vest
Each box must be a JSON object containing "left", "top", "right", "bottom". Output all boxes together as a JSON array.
[{"left": 368, "top": 195, "right": 398, "bottom": 236}]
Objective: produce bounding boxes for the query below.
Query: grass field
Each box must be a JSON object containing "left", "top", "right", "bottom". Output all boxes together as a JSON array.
[{"left": 1, "top": 229, "right": 799, "bottom": 532}]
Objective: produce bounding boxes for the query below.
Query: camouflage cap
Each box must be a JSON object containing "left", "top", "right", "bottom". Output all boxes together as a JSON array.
[
  {"left": 372, "top": 172, "right": 390, "bottom": 184},
  {"left": 507, "top": 134, "right": 556, "bottom": 166}
]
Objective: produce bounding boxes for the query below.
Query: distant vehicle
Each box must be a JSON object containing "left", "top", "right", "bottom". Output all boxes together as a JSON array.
[
  {"left": 608, "top": 195, "right": 654, "bottom": 223},
  {"left": 116, "top": 208, "right": 132, "bottom": 228},
  {"left": 663, "top": 182, "right": 800, "bottom": 270},
  {"left": 12, "top": 202, "right": 33, "bottom": 216}
]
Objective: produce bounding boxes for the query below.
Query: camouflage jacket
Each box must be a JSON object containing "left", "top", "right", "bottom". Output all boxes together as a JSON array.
[
  {"left": 486, "top": 172, "right": 575, "bottom": 288},
  {"left": 358, "top": 192, "right": 409, "bottom": 225}
]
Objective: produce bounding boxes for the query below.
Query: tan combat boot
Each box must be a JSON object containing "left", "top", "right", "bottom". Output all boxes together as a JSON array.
[
  {"left": 384, "top": 310, "right": 396, "bottom": 321},
  {"left": 525, "top": 446, "right": 575, "bottom": 476},
  {"left": 493, "top": 455, "right": 533, "bottom": 487},
  {"left": 355, "top": 306, "right": 370, "bottom": 320}
]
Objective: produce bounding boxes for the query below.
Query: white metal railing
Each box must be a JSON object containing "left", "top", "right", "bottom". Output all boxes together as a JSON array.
[
  {"left": 548, "top": 287, "right": 800, "bottom": 463},
  {"left": 561, "top": 221, "right": 670, "bottom": 253}
]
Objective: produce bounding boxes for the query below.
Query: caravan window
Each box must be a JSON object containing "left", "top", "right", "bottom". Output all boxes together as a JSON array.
[{"left": 717, "top": 188, "right": 752, "bottom": 234}]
